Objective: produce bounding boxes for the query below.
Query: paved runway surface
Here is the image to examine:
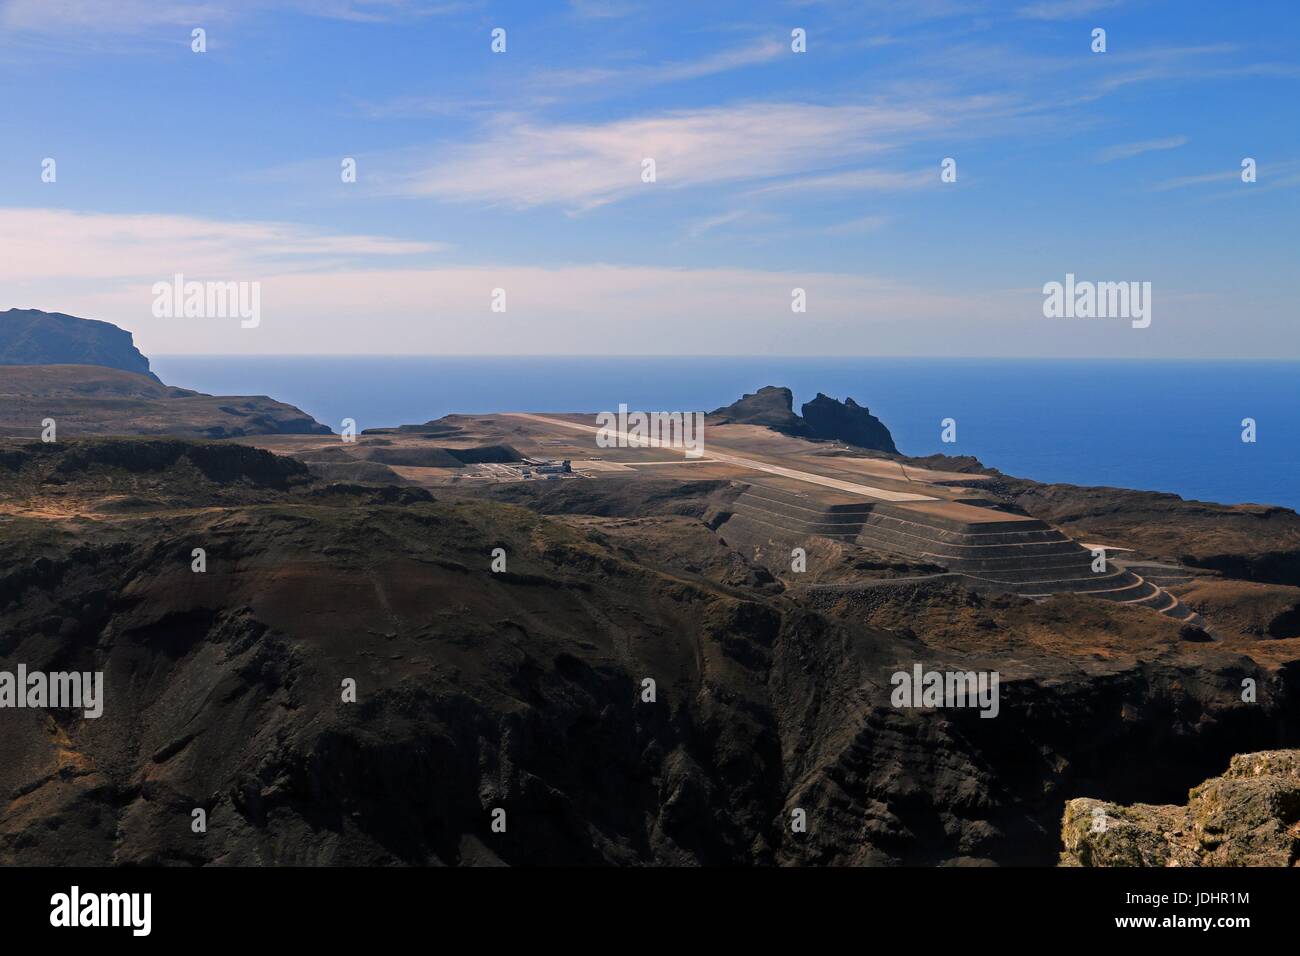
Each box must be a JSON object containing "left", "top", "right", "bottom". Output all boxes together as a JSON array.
[{"left": 506, "top": 413, "right": 937, "bottom": 503}]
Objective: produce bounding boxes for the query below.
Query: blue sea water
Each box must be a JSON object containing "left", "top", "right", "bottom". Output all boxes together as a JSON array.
[{"left": 150, "top": 356, "right": 1300, "bottom": 511}]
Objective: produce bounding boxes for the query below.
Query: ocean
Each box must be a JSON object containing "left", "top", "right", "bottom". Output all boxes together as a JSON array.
[{"left": 150, "top": 356, "right": 1300, "bottom": 511}]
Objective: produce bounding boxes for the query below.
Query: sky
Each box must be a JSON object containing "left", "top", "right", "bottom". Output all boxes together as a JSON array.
[{"left": 0, "top": 0, "right": 1296, "bottom": 357}]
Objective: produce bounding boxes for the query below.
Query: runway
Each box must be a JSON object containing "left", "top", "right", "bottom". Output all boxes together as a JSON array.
[{"left": 505, "top": 413, "right": 937, "bottom": 503}]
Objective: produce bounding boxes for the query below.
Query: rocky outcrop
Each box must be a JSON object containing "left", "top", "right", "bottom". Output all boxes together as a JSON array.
[
  {"left": 1, "top": 309, "right": 156, "bottom": 378},
  {"left": 710, "top": 386, "right": 810, "bottom": 435},
  {"left": 1061, "top": 751, "right": 1300, "bottom": 866},
  {"left": 711, "top": 386, "right": 898, "bottom": 453},
  {"left": 800, "top": 393, "right": 897, "bottom": 454}
]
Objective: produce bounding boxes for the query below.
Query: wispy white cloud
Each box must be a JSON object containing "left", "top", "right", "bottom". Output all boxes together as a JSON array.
[
  {"left": 1095, "top": 135, "right": 1188, "bottom": 163},
  {"left": 1161, "top": 160, "right": 1300, "bottom": 198},
  {"left": 908, "top": 40, "right": 1292, "bottom": 112},
  {"left": 0, "top": 207, "right": 1277, "bottom": 360},
  {"left": 40, "top": 260, "right": 1249, "bottom": 360},
  {"left": 0, "top": 0, "right": 225, "bottom": 31},
  {"left": 0, "top": 208, "right": 441, "bottom": 282},
  {"left": 0, "top": 0, "right": 463, "bottom": 34},
  {"left": 804, "top": 214, "right": 889, "bottom": 236},
  {"left": 283, "top": 1, "right": 475, "bottom": 23},
  {"left": 21, "top": 263, "right": 1030, "bottom": 357},
  {"left": 567, "top": 0, "right": 643, "bottom": 18},
  {"left": 1087, "top": 44, "right": 1300, "bottom": 94},
  {"left": 0, "top": 207, "right": 1014, "bottom": 357},
  {"left": 390, "top": 99, "right": 987, "bottom": 210},
  {"left": 746, "top": 167, "right": 934, "bottom": 196},
  {"left": 685, "top": 209, "right": 757, "bottom": 239},
  {"left": 801, "top": 0, "right": 983, "bottom": 25},
  {"left": 684, "top": 209, "right": 888, "bottom": 243},
  {"left": 355, "top": 37, "right": 791, "bottom": 118},
  {"left": 1151, "top": 169, "right": 1241, "bottom": 191},
  {"left": 538, "top": 37, "right": 787, "bottom": 89},
  {"left": 1017, "top": 0, "right": 1123, "bottom": 21}
]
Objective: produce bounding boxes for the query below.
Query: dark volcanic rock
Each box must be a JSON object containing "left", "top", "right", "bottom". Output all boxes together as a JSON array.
[
  {"left": 800, "top": 393, "right": 897, "bottom": 454},
  {"left": 447, "top": 444, "right": 520, "bottom": 465},
  {"left": 50, "top": 439, "right": 311, "bottom": 489},
  {"left": 363, "top": 422, "right": 464, "bottom": 438},
  {"left": 1, "top": 309, "right": 157, "bottom": 379},
  {"left": 2, "top": 437, "right": 312, "bottom": 497},
  {"left": 338, "top": 444, "right": 520, "bottom": 467},
  {"left": 711, "top": 386, "right": 898, "bottom": 453},
  {"left": 710, "top": 386, "right": 810, "bottom": 435}
]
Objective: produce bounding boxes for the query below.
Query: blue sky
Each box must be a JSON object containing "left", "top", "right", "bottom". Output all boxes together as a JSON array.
[{"left": 0, "top": 0, "right": 1296, "bottom": 357}]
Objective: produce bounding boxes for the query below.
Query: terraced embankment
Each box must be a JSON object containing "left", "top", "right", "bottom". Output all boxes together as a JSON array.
[{"left": 721, "top": 481, "right": 1198, "bottom": 622}]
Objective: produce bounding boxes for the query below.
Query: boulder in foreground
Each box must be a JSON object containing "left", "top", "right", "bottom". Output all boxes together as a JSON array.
[{"left": 1061, "top": 750, "right": 1300, "bottom": 866}]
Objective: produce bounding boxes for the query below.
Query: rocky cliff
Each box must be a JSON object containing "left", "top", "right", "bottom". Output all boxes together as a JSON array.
[
  {"left": 710, "top": 386, "right": 809, "bottom": 434},
  {"left": 1061, "top": 750, "right": 1300, "bottom": 866},
  {"left": 1, "top": 309, "right": 156, "bottom": 379},
  {"left": 800, "top": 392, "right": 898, "bottom": 454},
  {"left": 710, "top": 385, "right": 898, "bottom": 453}
]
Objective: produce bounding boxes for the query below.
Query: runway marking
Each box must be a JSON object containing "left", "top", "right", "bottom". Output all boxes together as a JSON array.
[{"left": 505, "top": 413, "right": 936, "bottom": 503}]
